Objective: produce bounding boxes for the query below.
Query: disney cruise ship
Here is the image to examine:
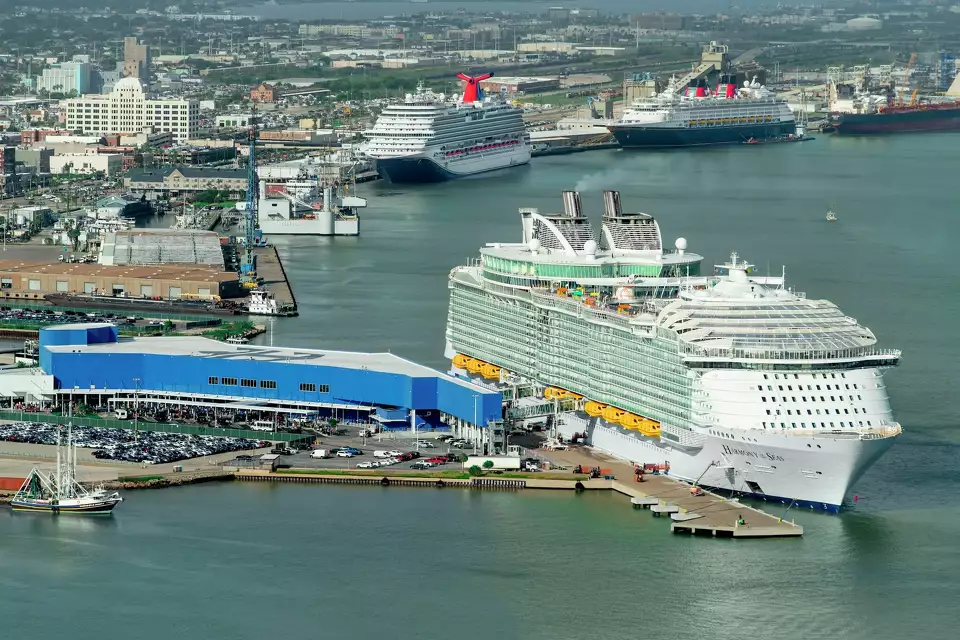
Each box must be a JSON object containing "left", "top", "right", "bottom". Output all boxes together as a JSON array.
[
  {"left": 361, "top": 73, "right": 531, "bottom": 182},
  {"left": 445, "top": 191, "right": 901, "bottom": 511},
  {"left": 609, "top": 76, "right": 796, "bottom": 148}
]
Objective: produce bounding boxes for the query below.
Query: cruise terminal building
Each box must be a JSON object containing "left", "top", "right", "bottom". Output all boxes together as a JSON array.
[{"left": 4, "top": 324, "right": 502, "bottom": 447}]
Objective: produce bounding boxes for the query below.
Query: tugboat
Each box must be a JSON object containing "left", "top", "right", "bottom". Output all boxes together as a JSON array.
[
  {"left": 826, "top": 210, "right": 837, "bottom": 222},
  {"left": 11, "top": 425, "right": 123, "bottom": 515},
  {"left": 245, "top": 288, "right": 297, "bottom": 317}
]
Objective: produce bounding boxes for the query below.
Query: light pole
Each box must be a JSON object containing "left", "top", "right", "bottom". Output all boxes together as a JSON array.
[
  {"left": 133, "top": 377, "right": 141, "bottom": 444},
  {"left": 473, "top": 394, "right": 479, "bottom": 455}
]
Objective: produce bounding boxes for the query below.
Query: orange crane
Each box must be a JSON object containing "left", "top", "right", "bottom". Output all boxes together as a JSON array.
[{"left": 898, "top": 53, "right": 918, "bottom": 105}]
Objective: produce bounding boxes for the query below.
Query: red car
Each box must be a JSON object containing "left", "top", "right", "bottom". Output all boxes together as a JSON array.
[{"left": 426, "top": 456, "right": 447, "bottom": 465}]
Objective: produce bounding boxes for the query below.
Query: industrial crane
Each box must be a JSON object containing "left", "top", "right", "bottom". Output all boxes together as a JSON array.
[{"left": 239, "top": 106, "right": 260, "bottom": 286}]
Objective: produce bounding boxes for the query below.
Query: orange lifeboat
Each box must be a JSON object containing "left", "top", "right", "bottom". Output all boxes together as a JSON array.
[
  {"left": 585, "top": 401, "right": 606, "bottom": 417},
  {"left": 602, "top": 406, "right": 626, "bottom": 424},
  {"left": 452, "top": 354, "right": 472, "bottom": 369}
]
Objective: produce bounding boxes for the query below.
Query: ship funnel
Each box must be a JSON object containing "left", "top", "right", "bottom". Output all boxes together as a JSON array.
[
  {"left": 602, "top": 190, "right": 622, "bottom": 218},
  {"left": 694, "top": 78, "right": 708, "bottom": 98},
  {"left": 457, "top": 72, "right": 493, "bottom": 103},
  {"left": 561, "top": 190, "right": 582, "bottom": 218}
]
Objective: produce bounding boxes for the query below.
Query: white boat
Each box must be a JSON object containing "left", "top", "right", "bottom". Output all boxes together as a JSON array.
[
  {"left": 225, "top": 336, "right": 249, "bottom": 345},
  {"left": 360, "top": 73, "right": 531, "bottom": 182},
  {"left": 11, "top": 424, "right": 123, "bottom": 515},
  {"left": 445, "top": 190, "right": 902, "bottom": 512},
  {"left": 245, "top": 288, "right": 296, "bottom": 317},
  {"left": 826, "top": 210, "right": 837, "bottom": 221}
]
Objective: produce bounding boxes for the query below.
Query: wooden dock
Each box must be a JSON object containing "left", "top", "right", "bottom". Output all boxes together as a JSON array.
[
  {"left": 253, "top": 245, "right": 297, "bottom": 311},
  {"left": 542, "top": 448, "right": 803, "bottom": 538}
]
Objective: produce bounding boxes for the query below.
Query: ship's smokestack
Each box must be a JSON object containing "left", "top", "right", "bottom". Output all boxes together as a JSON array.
[
  {"left": 561, "top": 190, "right": 582, "bottom": 218},
  {"left": 457, "top": 72, "right": 493, "bottom": 103},
  {"left": 602, "top": 190, "right": 622, "bottom": 218},
  {"left": 725, "top": 74, "right": 737, "bottom": 98},
  {"left": 695, "top": 78, "right": 708, "bottom": 98}
]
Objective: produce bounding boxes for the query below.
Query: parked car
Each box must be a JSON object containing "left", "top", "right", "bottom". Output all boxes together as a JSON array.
[
  {"left": 436, "top": 435, "right": 453, "bottom": 442},
  {"left": 342, "top": 447, "right": 363, "bottom": 455},
  {"left": 386, "top": 450, "right": 402, "bottom": 457},
  {"left": 410, "top": 462, "right": 431, "bottom": 470},
  {"left": 356, "top": 461, "right": 375, "bottom": 469},
  {"left": 336, "top": 451, "right": 355, "bottom": 458},
  {"left": 426, "top": 457, "right": 447, "bottom": 465},
  {"left": 415, "top": 440, "right": 436, "bottom": 448},
  {"left": 443, "top": 453, "right": 462, "bottom": 462}
]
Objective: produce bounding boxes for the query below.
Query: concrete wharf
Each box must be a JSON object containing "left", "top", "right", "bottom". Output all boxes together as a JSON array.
[
  {"left": 253, "top": 245, "right": 297, "bottom": 311},
  {"left": 233, "top": 445, "right": 802, "bottom": 539},
  {"left": 541, "top": 447, "right": 803, "bottom": 539}
]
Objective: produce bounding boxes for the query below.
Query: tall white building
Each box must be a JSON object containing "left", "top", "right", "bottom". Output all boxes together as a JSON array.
[
  {"left": 37, "top": 61, "right": 92, "bottom": 95},
  {"left": 62, "top": 78, "right": 199, "bottom": 142}
]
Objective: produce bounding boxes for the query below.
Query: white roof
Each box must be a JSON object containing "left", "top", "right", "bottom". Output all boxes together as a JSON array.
[{"left": 44, "top": 336, "right": 495, "bottom": 393}]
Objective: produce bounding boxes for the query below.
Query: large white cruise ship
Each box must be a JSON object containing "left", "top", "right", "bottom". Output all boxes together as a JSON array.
[
  {"left": 360, "top": 73, "right": 531, "bottom": 183},
  {"left": 445, "top": 191, "right": 902, "bottom": 511},
  {"left": 609, "top": 75, "right": 796, "bottom": 148}
]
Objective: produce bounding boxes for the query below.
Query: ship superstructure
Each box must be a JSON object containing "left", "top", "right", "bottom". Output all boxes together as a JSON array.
[
  {"left": 360, "top": 73, "right": 531, "bottom": 182},
  {"left": 445, "top": 190, "right": 901, "bottom": 511}
]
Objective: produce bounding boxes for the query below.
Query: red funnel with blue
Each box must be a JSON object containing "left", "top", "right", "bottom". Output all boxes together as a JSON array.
[{"left": 458, "top": 72, "right": 493, "bottom": 103}]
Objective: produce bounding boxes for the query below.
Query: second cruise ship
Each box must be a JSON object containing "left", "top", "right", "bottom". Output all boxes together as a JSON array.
[
  {"left": 360, "top": 73, "right": 531, "bottom": 183},
  {"left": 445, "top": 191, "right": 902, "bottom": 511}
]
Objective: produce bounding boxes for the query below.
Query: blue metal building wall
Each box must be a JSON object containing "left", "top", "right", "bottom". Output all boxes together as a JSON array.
[
  {"left": 42, "top": 348, "right": 500, "bottom": 426},
  {"left": 39, "top": 325, "right": 119, "bottom": 373}
]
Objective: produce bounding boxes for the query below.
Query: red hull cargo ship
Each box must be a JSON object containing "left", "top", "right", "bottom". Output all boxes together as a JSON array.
[{"left": 833, "top": 101, "right": 960, "bottom": 135}]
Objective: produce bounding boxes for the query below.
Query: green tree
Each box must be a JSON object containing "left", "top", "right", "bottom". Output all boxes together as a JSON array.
[
  {"left": 468, "top": 465, "right": 482, "bottom": 476},
  {"left": 482, "top": 460, "right": 494, "bottom": 470}
]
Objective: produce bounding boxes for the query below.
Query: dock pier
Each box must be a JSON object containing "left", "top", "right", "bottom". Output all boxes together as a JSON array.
[
  {"left": 253, "top": 245, "right": 298, "bottom": 312},
  {"left": 543, "top": 448, "right": 803, "bottom": 539}
]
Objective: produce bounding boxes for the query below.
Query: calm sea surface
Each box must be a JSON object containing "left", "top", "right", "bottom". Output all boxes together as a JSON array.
[{"left": 4, "top": 134, "right": 959, "bottom": 639}]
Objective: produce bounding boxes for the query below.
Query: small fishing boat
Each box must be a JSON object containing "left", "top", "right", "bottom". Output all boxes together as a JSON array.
[
  {"left": 225, "top": 336, "right": 249, "bottom": 345},
  {"left": 826, "top": 210, "right": 837, "bottom": 222},
  {"left": 11, "top": 424, "right": 123, "bottom": 515}
]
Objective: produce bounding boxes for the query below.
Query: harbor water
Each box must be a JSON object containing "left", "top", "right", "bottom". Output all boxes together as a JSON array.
[{"left": 7, "top": 135, "right": 960, "bottom": 639}]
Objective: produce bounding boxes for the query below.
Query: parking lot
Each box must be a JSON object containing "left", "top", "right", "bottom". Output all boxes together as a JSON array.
[
  {"left": 282, "top": 428, "right": 476, "bottom": 472},
  {"left": 223, "top": 423, "right": 549, "bottom": 472}
]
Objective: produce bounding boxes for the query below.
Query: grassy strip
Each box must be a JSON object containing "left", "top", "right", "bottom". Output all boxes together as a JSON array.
[
  {"left": 116, "top": 475, "right": 167, "bottom": 483},
  {"left": 274, "top": 468, "right": 586, "bottom": 481}
]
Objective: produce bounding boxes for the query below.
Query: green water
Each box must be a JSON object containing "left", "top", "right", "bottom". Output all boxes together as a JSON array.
[{"left": 6, "top": 135, "right": 959, "bottom": 638}]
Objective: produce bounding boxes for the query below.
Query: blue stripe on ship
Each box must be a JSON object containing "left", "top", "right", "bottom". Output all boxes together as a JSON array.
[
  {"left": 696, "top": 486, "right": 841, "bottom": 513},
  {"left": 609, "top": 121, "right": 796, "bottom": 148}
]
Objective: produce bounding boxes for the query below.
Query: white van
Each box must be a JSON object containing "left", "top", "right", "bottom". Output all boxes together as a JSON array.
[
  {"left": 373, "top": 450, "right": 391, "bottom": 458},
  {"left": 310, "top": 449, "right": 329, "bottom": 459},
  {"left": 115, "top": 408, "right": 129, "bottom": 420},
  {"left": 250, "top": 420, "right": 274, "bottom": 432}
]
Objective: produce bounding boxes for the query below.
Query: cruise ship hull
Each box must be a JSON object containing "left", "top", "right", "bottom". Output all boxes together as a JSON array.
[
  {"left": 375, "top": 147, "right": 531, "bottom": 183},
  {"left": 587, "top": 421, "right": 897, "bottom": 512},
  {"left": 833, "top": 107, "right": 960, "bottom": 135},
  {"left": 609, "top": 121, "right": 796, "bottom": 148}
]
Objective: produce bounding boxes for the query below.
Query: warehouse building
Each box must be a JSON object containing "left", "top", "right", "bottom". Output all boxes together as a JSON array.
[
  {"left": 32, "top": 324, "right": 503, "bottom": 448},
  {"left": 0, "top": 261, "right": 240, "bottom": 300},
  {"left": 478, "top": 76, "right": 560, "bottom": 96},
  {"left": 99, "top": 229, "right": 225, "bottom": 268}
]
